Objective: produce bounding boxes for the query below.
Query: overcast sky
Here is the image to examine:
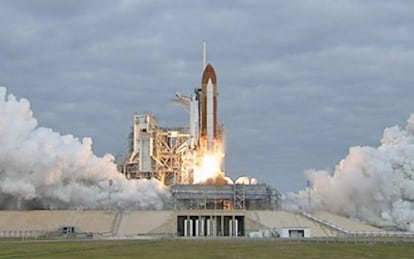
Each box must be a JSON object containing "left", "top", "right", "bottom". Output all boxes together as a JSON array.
[{"left": 1, "top": 0, "right": 413, "bottom": 192}]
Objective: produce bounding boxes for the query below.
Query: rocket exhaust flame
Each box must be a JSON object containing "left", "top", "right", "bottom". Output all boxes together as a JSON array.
[{"left": 193, "top": 153, "right": 222, "bottom": 184}]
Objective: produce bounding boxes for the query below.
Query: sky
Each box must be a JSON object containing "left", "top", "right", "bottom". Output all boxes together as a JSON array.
[{"left": 0, "top": 0, "right": 413, "bottom": 193}]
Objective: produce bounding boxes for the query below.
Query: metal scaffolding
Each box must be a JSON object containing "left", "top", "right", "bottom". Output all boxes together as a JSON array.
[
  {"left": 171, "top": 184, "right": 281, "bottom": 210},
  {"left": 118, "top": 113, "right": 192, "bottom": 185},
  {"left": 233, "top": 184, "right": 246, "bottom": 209}
]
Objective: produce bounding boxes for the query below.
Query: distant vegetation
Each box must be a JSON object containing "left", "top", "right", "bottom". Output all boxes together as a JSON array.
[{"left": 1, "top": 239, "right": 414, "bottom": 258}]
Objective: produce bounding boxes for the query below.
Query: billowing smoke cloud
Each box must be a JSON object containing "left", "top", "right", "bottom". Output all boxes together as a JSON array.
[
  {"left": 284, "top": 114, "right": 414, "bottom": 230},
  {"left": 0, "top": 87, "right": 170, "bottom": 210}
]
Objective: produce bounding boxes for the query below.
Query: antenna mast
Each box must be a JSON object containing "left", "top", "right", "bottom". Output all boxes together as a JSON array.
[{"left": 202, "top": 41, "right": 207, "bottom": 70}]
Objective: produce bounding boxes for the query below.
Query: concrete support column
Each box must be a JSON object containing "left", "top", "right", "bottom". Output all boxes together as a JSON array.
[
  {"left": 232, "top": 215, "right": 236, "bottom": 236},
  {"left": 221, "top": 215, "right": 224, "bottom": 236}
]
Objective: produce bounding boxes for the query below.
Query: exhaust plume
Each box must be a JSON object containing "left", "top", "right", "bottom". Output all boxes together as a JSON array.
[
  {"left": 284, "top": 114, "right": 414, "bottom": 230},
  {"left": 0, "top": 86, "right": 170, "bottom": 210}
]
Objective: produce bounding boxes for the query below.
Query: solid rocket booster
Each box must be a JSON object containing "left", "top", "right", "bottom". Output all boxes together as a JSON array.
[{"left": 200, "top": 64, "right": 218, "bottom": 152}]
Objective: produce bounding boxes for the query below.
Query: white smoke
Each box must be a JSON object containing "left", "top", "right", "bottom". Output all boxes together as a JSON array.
[
  {"left": 0, "top": 86, "right": 170, "bottom": 210},
  {"left": 235, "top": 176, "right": 258, "bottom": 185},
  {"left": 284, "top": 114, "right": 414, "bottom": 230}
]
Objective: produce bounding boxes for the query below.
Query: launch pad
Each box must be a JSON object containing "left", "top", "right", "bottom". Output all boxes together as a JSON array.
[{"left": 117, "top": 43, "right": 282, "bottom": 211}]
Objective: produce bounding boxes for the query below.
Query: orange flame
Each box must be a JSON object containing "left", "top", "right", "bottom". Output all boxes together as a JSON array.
[{"left": 193, "top": 154, "right": 221, "bottom": 183}]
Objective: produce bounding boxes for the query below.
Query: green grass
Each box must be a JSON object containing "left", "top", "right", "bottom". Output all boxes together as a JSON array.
[{"left": 0, "top": 239, "right": 413, "bottom": 259}]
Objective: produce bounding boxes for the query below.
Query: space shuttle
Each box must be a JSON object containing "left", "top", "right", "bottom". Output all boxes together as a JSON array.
[
  {"left": 172, "top": 42, "right": 225, "bottom": 184},
  {"left": 175, "top": 42, "right": 222, "bottom": 154},
  {"left": 200, "top": 63, "right": 218, "bottom": 153},
  {"left": 193, "top": 42, "right": 222, "bottom": 154}
]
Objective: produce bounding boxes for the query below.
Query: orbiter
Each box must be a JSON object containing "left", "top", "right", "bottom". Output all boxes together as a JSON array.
[
  {"left": 200, "top": 63, "right": 218, "bottom": 153},
  {"left": 175, "top": 43, "right": 222, "bottom": 154}
]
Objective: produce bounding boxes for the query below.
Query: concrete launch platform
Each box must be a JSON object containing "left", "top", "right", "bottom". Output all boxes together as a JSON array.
[{"left": 0, "top": 209, "right": 396, "bottom": 239}]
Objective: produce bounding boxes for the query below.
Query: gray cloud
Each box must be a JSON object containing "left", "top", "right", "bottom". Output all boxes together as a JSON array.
[{"left": 0, "top": 1, "right": 413, "bottom": 192}]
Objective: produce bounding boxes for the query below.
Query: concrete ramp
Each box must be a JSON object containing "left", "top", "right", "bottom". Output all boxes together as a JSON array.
[
  {"left": 71, "top": 211, "right": 117, "bottom": 233},
  {"left": 0, "top": 210, "right": 175, "bottom": 237},
  {"left": 310, "top": 211, "right": 382, "bottom": 232},
  {"left": 0, "top": 210, "right": 117, "bottom": 234},
  {"left": 0, "top": 210, "right": 73, "bottom": 232},
  {"left": 117, "top": 211, "right": 175, "bottom": 236},
  {"left": 245, "top": 211, "right": 338, "bottom": 237}
]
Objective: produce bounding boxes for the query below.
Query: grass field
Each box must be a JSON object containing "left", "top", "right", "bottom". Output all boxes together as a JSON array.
[{"left": 0, "top": 239, "right": 413, "bottom": 258}]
